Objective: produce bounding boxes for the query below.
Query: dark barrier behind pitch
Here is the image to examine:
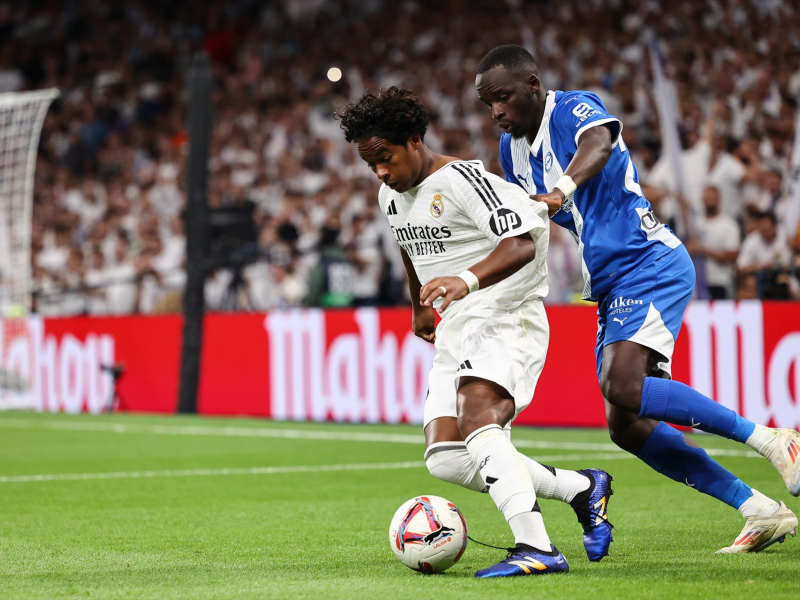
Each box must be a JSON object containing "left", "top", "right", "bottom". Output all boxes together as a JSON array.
[{"left": 178, "top": 53, "right": 212, "bottom": 414}]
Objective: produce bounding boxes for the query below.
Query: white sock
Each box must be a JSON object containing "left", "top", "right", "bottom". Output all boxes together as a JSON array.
[
  {"left": 509, "top": 511, "right": 551, "bottom": 551},
  {"left": 745, "top": 424, "right": 777, "bottom": 455},
  {"left": 518, "top": 456, "right": 591, "bottom": 504},
  {"left": 465, "top": 424, "right": 551, "bottom": 550},
  {"left": 738, "top": 488, "right": 780, "bottom": 519},
  {"left": 424, "top": 442, "right": 591, "bottom": 502}
]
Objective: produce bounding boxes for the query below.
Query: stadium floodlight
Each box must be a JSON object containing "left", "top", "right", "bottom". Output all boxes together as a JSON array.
[{"left": 0, "top": 88, "right": 59, "bottom": 409}]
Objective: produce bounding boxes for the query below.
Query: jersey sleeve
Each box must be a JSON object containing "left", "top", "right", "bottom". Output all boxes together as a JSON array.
[
  {"left": 448, "top": 162, "right": 548, "bottom": 244},
  {"left": 552, "top": 92, "right": 622, "bottom": 152}
]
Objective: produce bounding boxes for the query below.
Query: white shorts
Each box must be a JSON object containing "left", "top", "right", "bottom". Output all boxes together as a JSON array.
[{"left": 423, "top": 298, "right": 549, "bottom": 428}]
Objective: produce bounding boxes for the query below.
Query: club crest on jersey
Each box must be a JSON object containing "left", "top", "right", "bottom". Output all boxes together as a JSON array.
[
  {"left": 544, "top": 152, "right": 554, "bottom": 173},
  {"left": 430, "top": 193, "right": 444, "bottom": 218}
]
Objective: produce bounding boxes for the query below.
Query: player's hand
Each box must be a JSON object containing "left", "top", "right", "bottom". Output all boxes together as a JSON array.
[
  {"left": 531, "top": 189, "right": 565, "bottom": 218},
  {"left": 420, "top": 276, "right": 469, "bottom": 313},
  {"left": 412, "top": 306, "right": 437, "bottom": 344}
]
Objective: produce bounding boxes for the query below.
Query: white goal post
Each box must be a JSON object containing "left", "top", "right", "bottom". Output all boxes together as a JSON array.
[{"left": 0, "top": 89, "right": 59, "bottom": 409}]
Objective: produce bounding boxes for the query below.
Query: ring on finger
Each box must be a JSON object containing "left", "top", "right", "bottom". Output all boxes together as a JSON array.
[{"left": 438, "top": 286, "right": 447, "bottom": 296}]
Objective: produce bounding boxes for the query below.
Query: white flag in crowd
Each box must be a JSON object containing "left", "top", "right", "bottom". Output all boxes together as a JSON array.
[
  {"left": 649, "top": 43, "right": 708, "bottom": 298},
  {"left": 649, "top": 44, "right": 688, "bottom": 204},
  {"left": 785, "top": 108, "right": 800, "bottom": 241}
]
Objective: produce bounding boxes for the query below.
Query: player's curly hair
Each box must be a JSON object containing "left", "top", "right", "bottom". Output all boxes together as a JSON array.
[{"left": 334, "top": 87, "right": 428, "bottom": 146}]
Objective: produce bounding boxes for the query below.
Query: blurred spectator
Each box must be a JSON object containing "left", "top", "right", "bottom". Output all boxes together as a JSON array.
[
  {"left": 3, "top": 0, "right": 798, "bottom": 312},
  {"left": 735, "top": 273, "right": 760, "bottom": 300},
  {"left": 304, "top": 215, "right": 353, "bottom": 308},
  {"left": 706, "top": 137, "right": 760, "bottom": 222},
  {"left": 347, "top": 213, "right": 383, "bottom": 307},
  {"left": 750, "top": 169, "right": 797, "bottom": 240},
  {"left": 685, "top": 186, "right": 740, "bottom": 300},
  {"left": 269, "top": 263, "right": 308, "bottom": 308},
  {"left": 83, "top": 249, "right": 109, "bottom": 315},
  {"left": 104, "top": 234, "right": 139, "bottom": 314},
  {"left": 544, "top": 225, "right": 582, "bottom": 305},
  {"left": 737, "top": 212, "right": 794, "bottom": 299}
]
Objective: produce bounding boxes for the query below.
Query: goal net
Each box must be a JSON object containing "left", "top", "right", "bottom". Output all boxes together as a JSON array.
[{"left": 0, "top": 89, "right": 58, "bottom": 410}]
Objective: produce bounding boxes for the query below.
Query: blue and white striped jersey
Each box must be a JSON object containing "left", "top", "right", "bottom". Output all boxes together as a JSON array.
[{"left": 499, "top": 90, "right": 681, "bottom": 300}]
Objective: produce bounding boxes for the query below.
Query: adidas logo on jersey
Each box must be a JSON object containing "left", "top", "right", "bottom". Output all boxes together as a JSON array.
[
  {"left": 457, "top": 360, "right": 473, "bottom": 371},
  {"left": 386, "top": 199, "right": 397, "bottom": 216}
]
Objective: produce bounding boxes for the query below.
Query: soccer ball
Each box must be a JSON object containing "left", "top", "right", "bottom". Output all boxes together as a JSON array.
[{"left": 388, "top": 495, "right": 468, "bottom": 573}]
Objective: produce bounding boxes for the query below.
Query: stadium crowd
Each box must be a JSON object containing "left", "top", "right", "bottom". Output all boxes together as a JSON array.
[{"left": 4, "top": 0, "right": 800, "bottom": 314}]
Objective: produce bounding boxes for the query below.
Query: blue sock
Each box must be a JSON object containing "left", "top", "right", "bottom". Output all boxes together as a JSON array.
[
  {"left": 639, "top": 377, "right": 756, "bottom": 443},
  {"left": 638, "top": 422, "right": 753, "bottom": 509}
]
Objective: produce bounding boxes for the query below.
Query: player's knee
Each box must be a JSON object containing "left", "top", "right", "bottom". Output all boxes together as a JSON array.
[
  {"left": 456, "top": 385, "right": 514, "bottom": 438},
  {"left": 456, "top": 409, "right": 509, "bottom": 440},
  {"left": 600, "top": 373, "right": 643, "bottom": 412},
  {"left": 606, "top": 419, "right": 636, "bottom": 453},
  {"left": 456, "top": 412, "right": 482, "bottom": 439},
  {"left": 424, "top": 442, "right": 485, "bottom": 492}
]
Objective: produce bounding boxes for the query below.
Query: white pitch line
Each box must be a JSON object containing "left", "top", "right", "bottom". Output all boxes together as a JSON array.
[
  {"left": 0, "top": 461, "right": 426, "bottom": 484},
  {"left": 705, "top": 448, "right": 761, "bottom": 458},
  {"left": 0, "top": 453, "right": 634, "bottom": 485},
  {"left": 0, "top": 448, "right": 764, "bottom": 485},
  {"left": 0, "top": 418, "right": 762, "bottom": 458},
  {"left": 0, "top": 418, "right": 622, "bottom": 450}
]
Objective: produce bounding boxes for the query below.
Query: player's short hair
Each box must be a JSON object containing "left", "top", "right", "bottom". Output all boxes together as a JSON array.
[
  {"left": 478, "top": 45, "right": 538, "bottom": 76},
  {"left": 335, "top": 87, "right": 428, "bottom": 145}
]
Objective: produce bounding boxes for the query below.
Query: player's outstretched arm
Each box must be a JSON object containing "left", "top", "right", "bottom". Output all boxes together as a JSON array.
[
  {"left": 532, "top": 124, "right": 615, "bottom": 217},
  {"left": 420, "top": 233, "right": 536, "bottom": 312},
  {"left": 401, "top": 248, "right": 437, "bottom": 344}
]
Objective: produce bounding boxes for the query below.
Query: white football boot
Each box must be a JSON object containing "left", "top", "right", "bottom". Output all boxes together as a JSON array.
[
  {"left": 717, "top": 502, "right": 798, "bottom": 554},
  {"left": 759, "top": 429, "right": 800, "bottom": 496}
]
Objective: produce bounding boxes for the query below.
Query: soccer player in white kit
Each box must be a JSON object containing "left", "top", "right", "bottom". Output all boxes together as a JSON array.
[{"left": 336, "top": 87, "right": 614, "bottom": 577}]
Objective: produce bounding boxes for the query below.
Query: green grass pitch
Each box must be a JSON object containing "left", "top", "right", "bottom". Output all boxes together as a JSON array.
[{"left": 0, "top": 412, "right": 798, "bottom": 599}]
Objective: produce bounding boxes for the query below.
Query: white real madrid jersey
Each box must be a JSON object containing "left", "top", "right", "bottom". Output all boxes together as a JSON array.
[{"left": 378, "top": 160, "right": 550, "bottom": 317}]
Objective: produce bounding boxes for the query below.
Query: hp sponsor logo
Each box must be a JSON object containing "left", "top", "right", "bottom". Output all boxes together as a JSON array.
[{"left": 489, "top": 208, "right": 522, "bottom": 236}]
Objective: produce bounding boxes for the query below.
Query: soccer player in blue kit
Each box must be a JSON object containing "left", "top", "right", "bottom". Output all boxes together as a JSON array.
[{"left": 476, "top": 45, "right": 800, "bottom": 553}]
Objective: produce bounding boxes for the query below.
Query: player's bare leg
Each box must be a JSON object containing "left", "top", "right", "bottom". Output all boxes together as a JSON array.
[
  {"left": 449, "top": 376, "right": 567, "bottom": 577},
  {"left": 425, "top": 412, "right": 613, "bottom": 562},
  {"left": 601, "top": 340, "right": 797, "bottom": 552},
  {"left": 604, "top": 402, "right": 659, "bottom": 455},
  {"left": 425, "top": 415, "right": 597, "bottom": 505},
  {"left": 455, "top": 377, "right": 553, "bottom": 556},
  {"left": 603, "top": 339, "right": 800, "bottom": 495}
]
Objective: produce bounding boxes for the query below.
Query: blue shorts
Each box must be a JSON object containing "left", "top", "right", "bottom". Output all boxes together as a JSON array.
[{"left": 595, "top": 246, "right": 695, "bottom": 381}]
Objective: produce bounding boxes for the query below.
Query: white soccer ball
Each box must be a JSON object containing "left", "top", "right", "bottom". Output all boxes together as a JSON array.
[{"left": 388, "top": 495, "right": 468, "bottom": 573}]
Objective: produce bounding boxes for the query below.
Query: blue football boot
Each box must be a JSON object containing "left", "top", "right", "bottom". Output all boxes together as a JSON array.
[
  {"left": 474, "top": 544, "right": 569, "bottom": 578},
  {"left": 570, "top": 468, "right": 614, "bottom": 562}
]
